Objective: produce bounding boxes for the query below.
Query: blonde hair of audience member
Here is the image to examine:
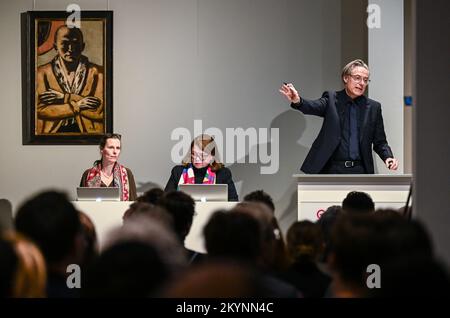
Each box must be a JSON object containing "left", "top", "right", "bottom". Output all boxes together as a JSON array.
[{"left": 3, "top": 232, "right": 47, "bottom": 297}]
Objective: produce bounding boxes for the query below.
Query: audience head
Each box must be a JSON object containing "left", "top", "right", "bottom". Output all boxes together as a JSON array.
[
  {"left": 243, "top": 190, "right": 275, "bottom": 213},
  {"left": 342, "top": 191, "right": 375, "bottom": 214},
  {"left": 78, "top": 211, "right": 99, "bottom": 268},
  {"left": 84, "top": 240, "right": 169, "bottom": 297},
  {"left": 329, "top": 213, "right": 434, "bottom": 297},
  {"left": 137, "top": 187, "right": 164, "bottom": 205},
  {"left": 374, "top": 208, "right": 403, "bottom": 220},
  {"left": 15, "top": 190, "right": 83, "bottom": 267},
  {"left": 156, "top": 190, "right": 195, "bottom": 243},
  {"left": 122, "top": 201, "right": 173, "bottom": 229},
  {"left": 163, "top": 261, "right": 268, "bottom": 298},
  {"left": 375, "top": 210, "right": 433, "bottom": 258},
  {"left": 0, "top": 198, "right": 13, "bottom": 233},
  {"left": 369, "top": 255, "right": 450, "bottom": 298},
  {"left": 286, "top": 221, "right": 324, "bottom": 264},
  {"left": 104, "top": 215, "right": 187, "bottom": 274},
  {"left": 204, "top": 210, "right": 262, "bottom": 264},
  {"left": 0, "top": 238, "right": 15, "bottom": 297},
  {"left": 317, "top": 205, "right": 343, "bottom": 242},
  {"left": 316, "top": 205, "right": 343, "bottom": 262},
  {"left": 234, "top": 201, "right": 287, "bottom": 271}
]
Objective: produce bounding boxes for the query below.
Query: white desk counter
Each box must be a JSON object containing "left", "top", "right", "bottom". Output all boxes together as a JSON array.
[{"left": 73, "top": 201, "right": 237, "bottom": 253}]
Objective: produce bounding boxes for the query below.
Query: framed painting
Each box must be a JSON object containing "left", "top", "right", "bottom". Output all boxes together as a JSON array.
[{"left": 21, "top": 11, "right": 113, "bottom": 144}]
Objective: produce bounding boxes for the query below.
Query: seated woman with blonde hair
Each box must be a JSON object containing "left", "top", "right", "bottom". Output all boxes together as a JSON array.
[
  {"left": 80, "top": 133, "right": 137, "bottom": 201},
  {"left": 165, "top": 134, "right": 238, "bottom": 201}
]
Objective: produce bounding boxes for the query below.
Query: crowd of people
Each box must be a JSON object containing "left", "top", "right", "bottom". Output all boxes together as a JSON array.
[{"left": 1, "top": 187, "right": 449, "bottom": 298}]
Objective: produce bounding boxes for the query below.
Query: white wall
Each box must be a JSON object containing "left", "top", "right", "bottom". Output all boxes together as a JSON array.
[
  {"left": 368, "top": 0, "right": 404, "bottom": 173},
  {"left": 0, "top": 0, "right": 403, "bottom": 233}
]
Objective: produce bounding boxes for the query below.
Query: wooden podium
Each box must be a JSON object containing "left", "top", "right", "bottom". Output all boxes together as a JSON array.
[
  {"left": 73, "top": 201, "right": 236, "bottom": 253},
  {"left": 293, "top": 174, "right": 412, "bottom": 221}
]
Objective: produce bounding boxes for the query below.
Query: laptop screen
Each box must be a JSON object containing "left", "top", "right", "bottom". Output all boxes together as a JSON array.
[
  {"left": 76, "top": 187, "right": 121, "bottom": 201},
  {"left": 178, "top": 184, "right": 228, "bottom": 202}
]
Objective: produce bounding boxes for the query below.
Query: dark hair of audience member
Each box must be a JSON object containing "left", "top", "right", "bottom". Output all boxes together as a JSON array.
[
  {"left": 156, "top": 191, "right": 195, "bottom": 243},
  {"left": 342, "top": 191, "right": 375, "bottom": 214},
  {"left": 242, "top": 193, "right": 288, "bottom": 270},
  {"left": 163, "top": 261, "right": 269, "bottom": 298},
  {"left": 122, "top": 201, "right": 173, "bottom": 229},
  {"left": 0, "top": 238, "right": 16, "bottom": 297},
  {"left": 137, "top": 187, "right": 165, "bottom": 205},
  {"left": 243, "top": 190, "right": 275, "bottom": 213},
  {"left": 204, "top": 210, "right": 262, "bottom": 264},
  {"left": 280, "top": 221, "right": 331, "bottom": 298},
  {"left": 329, "top": 214, "right": 384, "bottom": 296},
  {"left": 78, "top": 211, "right": 99, "bottom": 269},
  {"left": 235, "top": 202, "right": 289, "bottom": 271},
  {"left": 369, "top": 255, "right": 450, "bottom": 298},
  {"left": 14, "top": 190, "right": 82, "bottom": 264},
  {"left": 329, "top": 213, "right": 434, "bottom": 297},
  {"left": 377, "top": 210, "right": 433, "bottom": 258},
  {"left": 104, "top": 214, "right": 188, "bottom": 275},
  {"left": 286, "top": 221, "right": 324, "bottom": 264},
  {"left": 374, "top": 208, "right": 403, "bottom": 220},
  {"left": 316, "top": 205, "right": 343, "bottom": 262},
  {"left": 83, "top": 241, "right": 169, "bottom": 297}
]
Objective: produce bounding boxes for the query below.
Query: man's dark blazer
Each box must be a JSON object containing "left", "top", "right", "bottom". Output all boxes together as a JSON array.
[
  {"left": 291, "top": 90, "right": 393, "bottom": 174},
  {"left": 164, "top": 165, "right": 239, "bottom": 201}
]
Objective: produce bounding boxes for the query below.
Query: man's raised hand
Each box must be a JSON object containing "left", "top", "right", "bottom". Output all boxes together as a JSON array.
[{"left": 279, "top": 83, "right": 301, "bottom": 104}]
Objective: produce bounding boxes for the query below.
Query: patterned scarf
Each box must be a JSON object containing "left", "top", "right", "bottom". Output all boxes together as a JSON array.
[
  {"left": 178, "top": 164, "right": 216, "bottom": 185},
  {"left": 52, "top": 55, "right": 88, "bottom": 94},
  {"left": 84, "top": 162, "right": 130, "bottom": 201}
]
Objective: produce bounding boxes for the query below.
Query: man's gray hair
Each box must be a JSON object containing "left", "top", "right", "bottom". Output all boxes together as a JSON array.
[
  {"left": 104, "top": 215, "right": 188, "bottom": 273},
  {"left": 341, "top": 59, "right": 370, "bottom": 81}
]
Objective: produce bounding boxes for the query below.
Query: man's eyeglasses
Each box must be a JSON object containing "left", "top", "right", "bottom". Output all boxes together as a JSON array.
[{"left": 348, "top": 74, "right": 370, "bottom": 84}]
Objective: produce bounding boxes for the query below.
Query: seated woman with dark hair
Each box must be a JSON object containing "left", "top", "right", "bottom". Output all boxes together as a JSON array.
[
  {"left": 164, "top": 134, "right": 238, "bottom": 201},
  {"left": 80, "top": 133, "right": 137, "bottom": 201}
]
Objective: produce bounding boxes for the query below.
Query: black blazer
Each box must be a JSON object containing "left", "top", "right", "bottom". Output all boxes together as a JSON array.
[
  {"left": 292, "top": 90, "right": 393, "bottom": 174},
  {"left": 164, "top": 165, "right": 239, "bottom": 201}
]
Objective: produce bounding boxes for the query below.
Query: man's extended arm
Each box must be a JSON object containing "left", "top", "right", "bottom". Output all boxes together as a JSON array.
[{"left": 279, "top": 83, "right": 328, "bottom": 117}]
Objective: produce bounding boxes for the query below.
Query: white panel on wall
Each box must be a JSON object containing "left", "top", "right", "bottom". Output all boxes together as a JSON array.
[{"left": 368, "top": 0, "right": 404, "bottom": 174}]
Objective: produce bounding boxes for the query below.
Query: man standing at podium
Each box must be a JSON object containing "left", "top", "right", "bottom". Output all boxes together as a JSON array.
[{"left": 279, "top": 59, "right": 398, "bottom": 174}]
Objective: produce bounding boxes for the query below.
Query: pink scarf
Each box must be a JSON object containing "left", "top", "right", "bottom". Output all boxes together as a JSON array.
[
  {"left": 84, "top": 162, "right": 130, "bottom": 201},
  {"left": 178, "top": 164, "right": 216, "bottom": 185}
]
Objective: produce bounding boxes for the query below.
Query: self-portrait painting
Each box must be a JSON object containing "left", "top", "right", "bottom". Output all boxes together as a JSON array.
[{"left": 22, "top": 11, "right": 112, "bottom": 144}]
